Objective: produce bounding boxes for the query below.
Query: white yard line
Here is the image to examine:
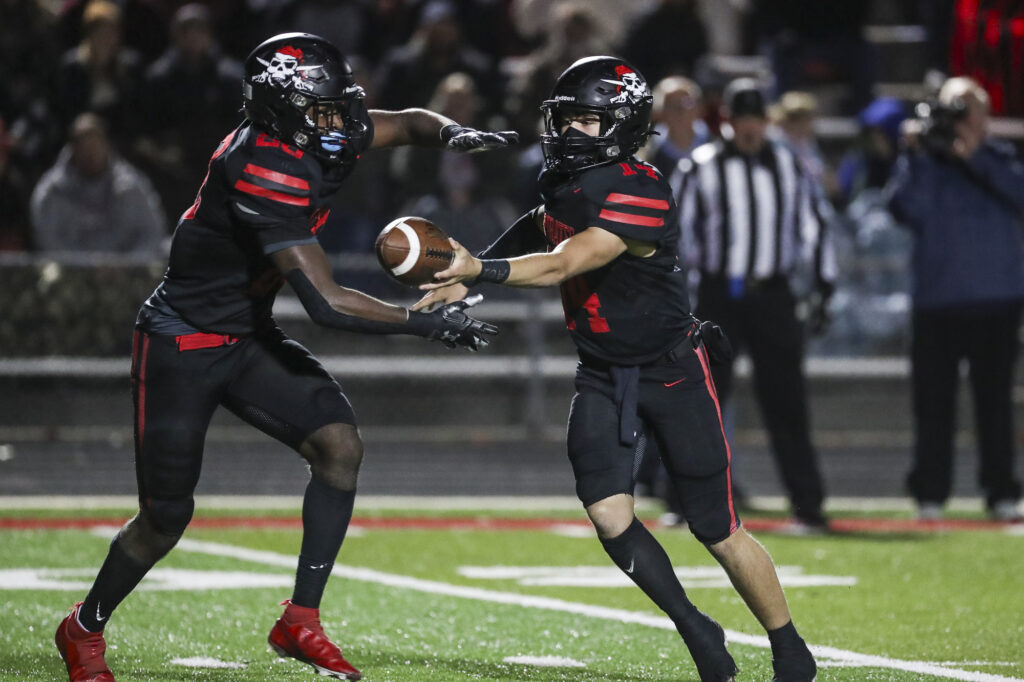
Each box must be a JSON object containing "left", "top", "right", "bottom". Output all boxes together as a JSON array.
[{"left": 164, "top": 534, "right": 1023, "bottom": 682}]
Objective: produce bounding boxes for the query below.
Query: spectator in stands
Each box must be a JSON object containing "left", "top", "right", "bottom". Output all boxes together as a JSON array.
[
  {"left": 0, "top": 116, "right": 32, "bottom": 251},
  {"left": 770, "top": 90, "right": 836, "bottom": 200},
  {"left": 394, "top": 72, "right": 518, "bottom": 253},
  {"left": 884, "top": 76, "right": 1024, "bottom": 522},
  {"left": 56, "top": 0, "right": 167, "bottom": 65},
  {"left": 136, "top": 3, "right": 244, "bottom": 224},
  {"left": 52, "top": 0, "right": 144, "bottom": 150},
  {"left": 1, "top": 0, "right": 58, "bottom": 124},
  {"left": 447, "top": 0, "right": 527, "bottom": 66},
  {"left": 30, "top": 112, "right": 165, "bottom": 254},
  {"left": 373, "top": 0, "right": 500, "bottom": 117},
  {"left": 621, "top": 0, "right": 709, "bottom": 85},
  {"left": 0, "top": 0, "right": 58, "bottom": 250},
  {"left": 837, "top": 96, "right": 907, "bottom": 207},
  {"left": 752, "top": 0, "right": 874, "bottom": 114},
  {"left": 641, "top": 75, "right": 709, "bottom": 178},
  {"left": 268, "top": 0, "right": 372, "bottom": 58},
  {"left": 355, "top": 0, "right": 419, "bottom": 63},
  {"left": 828, "top": 97, "right": 912, "bottom": 360},
  {"left": 510, "top": 0, "right": 634, "bottom": 48},
  {"left": 503, "top": 1, "right": 611, "bottom": 145}
]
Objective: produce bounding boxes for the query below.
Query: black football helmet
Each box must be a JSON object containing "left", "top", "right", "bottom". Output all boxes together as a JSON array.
[
  {"left": 539, "top": 56, "right": 654, "bottom": 174},
  {"left": 243, "top": 33, "right": 370, "bottom": 166}
]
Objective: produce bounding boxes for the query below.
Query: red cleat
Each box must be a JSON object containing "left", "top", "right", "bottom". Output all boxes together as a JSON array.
[
  {"left": 54, "top": 603, "right": 115, "bottom": 682},
  {"left": 268, "top": 600, "right": 362, "bottom": 680}
]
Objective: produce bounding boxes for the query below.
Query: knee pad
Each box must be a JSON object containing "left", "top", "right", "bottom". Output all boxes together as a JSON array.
[
  {"left": 143, "top": 496, "right": 194, "bottom": 537},
  {"left": 304, "top": 425, "right": 363, "bottom": 490},
  {"left": 672, "top": 467, "right": 736, "bottom": 545}
]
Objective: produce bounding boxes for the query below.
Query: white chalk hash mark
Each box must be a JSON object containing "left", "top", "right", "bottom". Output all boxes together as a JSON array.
[
  {"left": 504, "top": 655, "right": 585, "bottom": 668},
  {"left": 170, "top": 656, "right": 247, "bottom": 669}
]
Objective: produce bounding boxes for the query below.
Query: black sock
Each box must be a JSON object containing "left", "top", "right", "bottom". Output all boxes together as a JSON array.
[
  {"left": 599, "top": 517, "right": 700, "bottom": 629},
  {"left": 768, "top": 620, "right": 805, "bottom": 655},
  {"left": 291, "top": 476, "right": 355, "bottom": 609},
  {"left": 79, "top": 538, "right": 152, "bottom": 633}
]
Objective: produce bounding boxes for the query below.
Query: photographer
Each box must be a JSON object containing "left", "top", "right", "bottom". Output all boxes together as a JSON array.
[{"left": 884, "top": 76, "right": 1024, "bottom": 522}]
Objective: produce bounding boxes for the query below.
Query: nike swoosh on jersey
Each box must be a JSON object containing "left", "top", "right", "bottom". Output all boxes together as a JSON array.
[{"left": 663, "top": 378, "right": 686, "bottom": 388}]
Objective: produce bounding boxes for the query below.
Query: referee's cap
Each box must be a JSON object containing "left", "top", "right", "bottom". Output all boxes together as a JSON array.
[{"left": 724, "top": 78, "right": 767, "bottom": 119}]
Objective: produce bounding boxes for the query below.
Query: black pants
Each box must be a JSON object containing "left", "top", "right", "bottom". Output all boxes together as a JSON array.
[
  {"left": 908, "top": 303, "right": 1023, "bottom": 507},
  {"left": 130, "top": 326, "right": 355, "bottom": 508},
  {"left": 567, "top": 340, "right": 740, "bottom": 545},
  {"left": 695, "top": 276, "right": 825, "bottom": 519}
]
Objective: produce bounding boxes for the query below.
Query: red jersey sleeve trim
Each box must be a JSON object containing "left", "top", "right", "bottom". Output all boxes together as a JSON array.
[
  {"left": 597, "top": 209, "right": 665, "bottom": 227},
  {"left": 605, "top": 193, "right": 669, "bottom": 210},
  {"left": 242, "top": 163, "right": 310, "bottom": 190},
  {"left": 234, "top": 179, "right": 311, "bottom": 206}
]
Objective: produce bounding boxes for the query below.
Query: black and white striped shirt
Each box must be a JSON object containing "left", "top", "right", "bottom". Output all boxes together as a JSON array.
[{"left": 669, "top": 138, "right": 837, "bottom": 286}]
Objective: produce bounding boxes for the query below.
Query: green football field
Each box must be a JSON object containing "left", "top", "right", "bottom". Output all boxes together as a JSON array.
[{"left": 1, "top": 500, "right": 1022, "bottom": 682}]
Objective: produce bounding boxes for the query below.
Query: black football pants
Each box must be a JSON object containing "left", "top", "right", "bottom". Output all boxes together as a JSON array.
[
  {"left": 567, "top": 341, "right": 741, "bottom": 545},
  {"left": 908, "top": 303, "right": 1023, "bottom": 507},
  {"left": 129, "top": 326, "right": 355, "bottom": 511},
  {"left": 695, "top": 276, "right": 826, "bottom": 520}
]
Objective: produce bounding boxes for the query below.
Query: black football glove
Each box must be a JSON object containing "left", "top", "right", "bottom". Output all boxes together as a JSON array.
[
  {"left": 807, "top": 282, "right": 835, "bottom": 337},
  {"left": 415, "top": 294, "right": 498, "bottom": 351},
  {"left": 692, "top": 318, "right": 735, "bottom": 366},
  {"left": 441, "top": 124, "right": 519, "bottom": 153}
]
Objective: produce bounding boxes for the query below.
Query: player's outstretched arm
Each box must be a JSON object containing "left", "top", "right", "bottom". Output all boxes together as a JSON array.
[
  {"left": 369, "top": 109, "right": 518, "bottom": 152},
  {"left": 273, "top": 243, "right": 411, "bottom": 324},
  {"left": 273, "top": 243, "right": 497, "bottom": 349},
  {"left": 421, "top": 228, "right": 632, "bottom": 290}
]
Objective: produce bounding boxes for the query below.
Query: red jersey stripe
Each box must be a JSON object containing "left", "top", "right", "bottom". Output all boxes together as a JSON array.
[
  {"left": 234, "top": 179, "right": 311, "bottom": 206},
  {"left": 598, "top": 209, "right": 665, "bottom": 227},
  {"left": 605, "top": 193, "right": 669, "bottom": 210},
  {"left": 242, "top": 163, "right": 310, "bottom": 190}
]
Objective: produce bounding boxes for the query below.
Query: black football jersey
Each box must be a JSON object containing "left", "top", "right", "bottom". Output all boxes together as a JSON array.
[
  {"left": 542, "top": 158, "right": 691, "bottom": 365},
  {"left": 150, "top": 120, "right": 373, "bottom": 334}
]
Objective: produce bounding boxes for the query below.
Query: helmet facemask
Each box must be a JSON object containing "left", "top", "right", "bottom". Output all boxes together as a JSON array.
[
  {"left": 289, "top": 90, "right": 369, "bottom": 163},
  {"left": 540, "top": 101, "right": 646, "bottom": 174}
]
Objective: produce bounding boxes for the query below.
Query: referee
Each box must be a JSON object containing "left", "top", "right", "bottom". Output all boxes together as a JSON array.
[{"left": 669, "top": 78, "right": 837, "bottom": 532}]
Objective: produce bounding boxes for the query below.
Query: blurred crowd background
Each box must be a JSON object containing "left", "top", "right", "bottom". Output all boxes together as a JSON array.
[{"left": 0, "top": 0, "right": 1021, "bottom": 357}]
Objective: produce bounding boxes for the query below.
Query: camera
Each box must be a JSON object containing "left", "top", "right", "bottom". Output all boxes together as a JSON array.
[{"left": 913, "top": 97, "right": 968, "bottom": 158}]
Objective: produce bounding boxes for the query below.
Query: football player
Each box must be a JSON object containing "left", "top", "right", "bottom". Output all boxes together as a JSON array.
[
  {"left": 54, "top": 32, "right": 512, "bottom": 682},
  {"left": 415, "top": 57, "right": 817, "bottom": 682}
]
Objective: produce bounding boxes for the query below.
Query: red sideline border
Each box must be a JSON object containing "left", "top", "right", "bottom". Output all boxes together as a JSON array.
[{"left": 0, "top": 516, "right": 1018, "bottom": 533}]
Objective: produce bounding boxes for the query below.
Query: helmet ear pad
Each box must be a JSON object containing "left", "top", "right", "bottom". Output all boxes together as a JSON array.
[
  {"left": 539, "top": 56, "right": 654, "bottom": 174},
  {"left": 242, "top": 32, "right": 370, "bottom": 166}
]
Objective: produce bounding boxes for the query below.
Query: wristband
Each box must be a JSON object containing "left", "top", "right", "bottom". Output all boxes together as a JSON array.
[
  {"left": 440, "top": 123, "right": 464, "bottom": 143},
  {"left": 475, "top": 259, "right": 510, "bottom": 284}
]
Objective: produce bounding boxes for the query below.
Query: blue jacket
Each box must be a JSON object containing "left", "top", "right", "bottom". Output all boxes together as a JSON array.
[{"left": 885, "top": 140, "right": 1024, "bottom": 310}]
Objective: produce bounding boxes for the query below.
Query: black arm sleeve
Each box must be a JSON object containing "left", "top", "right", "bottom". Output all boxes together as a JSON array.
[
  {"left": 285, "top": 269, "right": 416, "bottom": 335},
  {"left": 477, "top": 206, "right": 547, "bottom": 258}
]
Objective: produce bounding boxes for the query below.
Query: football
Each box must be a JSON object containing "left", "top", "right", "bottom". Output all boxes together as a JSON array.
[{"left": 374, "top": 216, "right": 455, "bottom": 286}]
